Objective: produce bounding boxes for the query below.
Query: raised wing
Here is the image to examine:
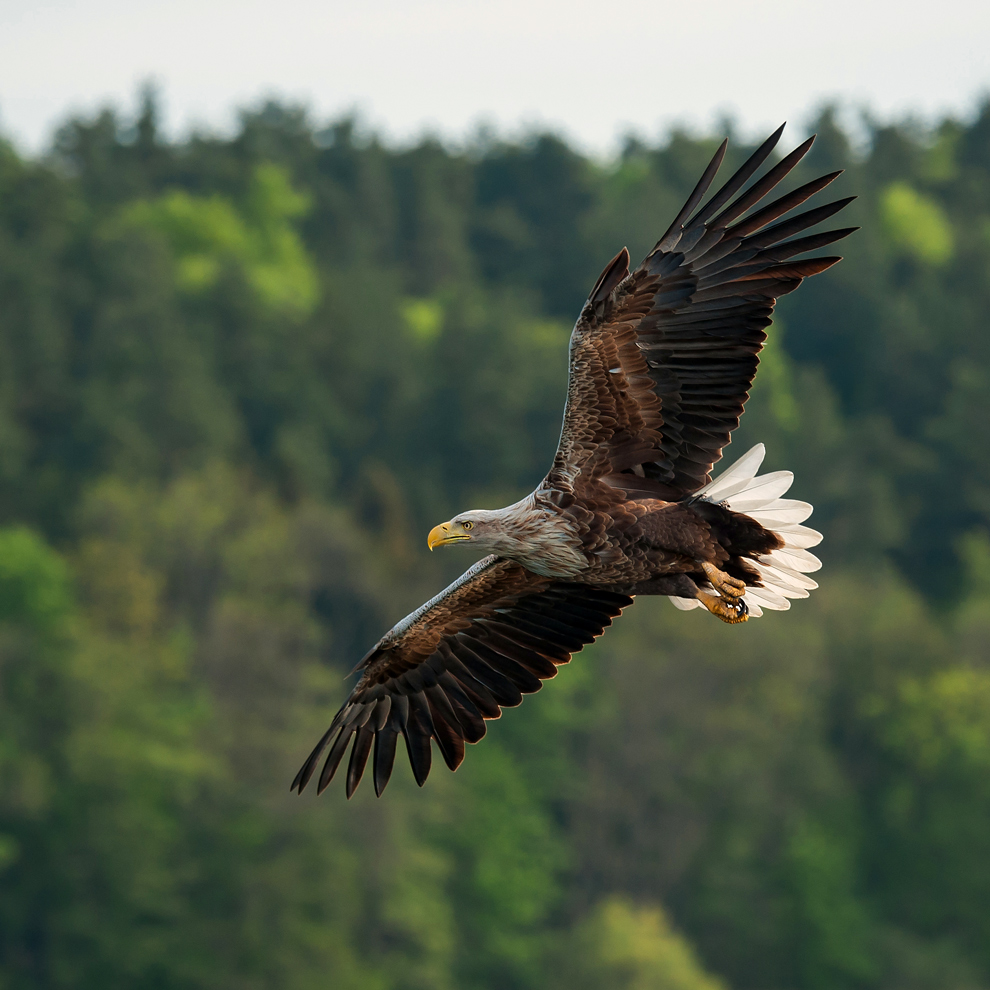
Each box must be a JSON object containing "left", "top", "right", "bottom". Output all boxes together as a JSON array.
[
  {"left": 547, "top": 125, "right": 856, "bottom": 499},
  {"left": 292, "top": 556, "right": 632, "bottom": 798}
]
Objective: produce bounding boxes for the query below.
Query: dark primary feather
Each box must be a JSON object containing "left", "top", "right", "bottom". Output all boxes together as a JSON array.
[
  {"left": 291, "top": 556, "right": 632, "bottom": 798},
  {"left": 549, "top": 127, "right": 857, "bottom": 498}
]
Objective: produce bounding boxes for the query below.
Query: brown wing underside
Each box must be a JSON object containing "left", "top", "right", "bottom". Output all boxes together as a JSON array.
[
  {"left": 292, "top": 556, "right": 632, "bottom": 798},
  {"left": 548, "top": 125, "right": 856, "bottom": 499}
]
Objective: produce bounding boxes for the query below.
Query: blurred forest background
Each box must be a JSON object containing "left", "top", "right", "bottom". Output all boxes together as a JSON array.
[{"left": 2, "top": 89, "right": 990, "bottom": 990}]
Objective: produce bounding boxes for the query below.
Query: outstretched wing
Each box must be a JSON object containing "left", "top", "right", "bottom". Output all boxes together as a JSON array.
[
  {"left": 292, "top": 556, "right": 632, "bottom": 798},
  {"left": 547, "top": 125, "right": 856, "bottom": 499}
]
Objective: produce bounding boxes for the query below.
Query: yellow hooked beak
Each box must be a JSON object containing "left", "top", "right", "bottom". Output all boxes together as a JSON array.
[{"left": 427, "top": 520, "right": 472, "bottom": 550}]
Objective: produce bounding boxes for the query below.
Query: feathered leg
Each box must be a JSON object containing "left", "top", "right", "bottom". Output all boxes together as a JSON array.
[
  {"left": 701, "top": 561, "right": 746, "bottom": 599},
  {"left": 618, "top": 569, "right": 748, "bottom": 623}
]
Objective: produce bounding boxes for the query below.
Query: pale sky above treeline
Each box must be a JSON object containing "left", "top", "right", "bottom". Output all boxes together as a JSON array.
[{"left": 1, "top": 0, "right": 988, "bottom": 153}]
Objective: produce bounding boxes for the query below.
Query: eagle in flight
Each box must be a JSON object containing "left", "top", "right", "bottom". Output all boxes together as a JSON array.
[{"left": 293, "top": 125, "right": 854, "bottom": 799}]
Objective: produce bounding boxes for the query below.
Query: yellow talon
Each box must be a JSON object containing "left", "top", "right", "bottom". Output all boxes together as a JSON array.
[{"left": 696, "top": 589, "right": 749, "bottom": 624}]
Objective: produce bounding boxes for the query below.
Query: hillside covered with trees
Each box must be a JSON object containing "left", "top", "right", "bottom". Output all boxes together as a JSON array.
[{"left": 2, "top": 91, "right": 990, "bottom": 989}]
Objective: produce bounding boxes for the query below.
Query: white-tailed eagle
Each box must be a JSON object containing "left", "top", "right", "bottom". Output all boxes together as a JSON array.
[{"left": 293, "top": 126, "right": 854, "bottom": 798}]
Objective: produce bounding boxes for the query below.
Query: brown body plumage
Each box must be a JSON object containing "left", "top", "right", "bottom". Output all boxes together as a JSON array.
[{"left": 293, "top": 126, "right": 854, "bottom": 799}]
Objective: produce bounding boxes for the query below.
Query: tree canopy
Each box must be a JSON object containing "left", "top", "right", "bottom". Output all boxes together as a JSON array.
[{"left": 2, "top": 91, "right": 990, "bottom": 989}]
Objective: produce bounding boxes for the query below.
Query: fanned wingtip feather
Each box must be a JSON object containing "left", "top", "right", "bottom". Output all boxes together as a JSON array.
[
  {"left": 291, "top": 722, "right": 340, "bottom": 794},
  {"left": 345, "top": 727, "right": 374, "bottom": 799},
  {"left": 317, "top": 727, "right": 355, "bottom": 794},
  {"left": 373, "top": 728, "right": 399, "bottom": 797},
  {"left": 689, "top": 124, "right": 788, "bottom": 228},
  {"left": 656, "top": 138, "right": 728, "bottom": 250}
]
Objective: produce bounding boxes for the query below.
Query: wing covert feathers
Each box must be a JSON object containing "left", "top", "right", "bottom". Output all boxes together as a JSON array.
[
  {"left": 293, "top": 556, "right": 632, "bottom": 797},
  {"left": 551, "top": 126, "right": 855, "bottom": 498}
]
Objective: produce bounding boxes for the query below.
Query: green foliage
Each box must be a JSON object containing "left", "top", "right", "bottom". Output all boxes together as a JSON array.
[
  {"left": 125, "top": 164, "right": 319, "bottom": 314},
  {"left": 0, "top": 527, "right": 71, "bottom": 631},
  {"left": 879, "top": 182, "right": 954, "bottom": 265},
  {"left": 552, "top": 897, "right": 726, "bottom": 990},
  {"left": 782, "top": 817, "right": 876, "bottom": 989},
  {"left": 401, "top": 297, "right": 444, "bottom": 344},
  {"left": 750, "top": 323, "right": 800, "bottom": 433},
  {"left": 1, "top": 93, "right": 990, "bottom": 989}
]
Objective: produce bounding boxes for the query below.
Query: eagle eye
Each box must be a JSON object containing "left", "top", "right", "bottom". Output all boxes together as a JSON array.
[{"left": 463, "top": 521, "right": 474, "bottom": 530}]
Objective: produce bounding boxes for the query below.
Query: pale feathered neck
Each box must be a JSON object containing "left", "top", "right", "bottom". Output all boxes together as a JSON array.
[{"left": 487, "top": 496, "right": 586, "bottom": 578}]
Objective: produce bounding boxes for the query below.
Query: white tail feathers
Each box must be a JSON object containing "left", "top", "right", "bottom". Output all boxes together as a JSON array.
[{"left": 668, "top": 444, "right": 822, "bottom": 619}]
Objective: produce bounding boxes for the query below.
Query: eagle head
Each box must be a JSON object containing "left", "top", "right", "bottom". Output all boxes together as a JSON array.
[
  {"left": 426, "top": 499, "right": 585, "bottom": 578},
  {"left": 427, "top": 509, "right": 503, "bottom": 552}
]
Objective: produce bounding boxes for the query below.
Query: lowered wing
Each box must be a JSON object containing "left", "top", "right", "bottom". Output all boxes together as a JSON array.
[
  {"left": 293, "top": 556, "right": 631, "bottom": 798},
  {"left": 546, "top": 125, "right": 856, "bottom": 500}
]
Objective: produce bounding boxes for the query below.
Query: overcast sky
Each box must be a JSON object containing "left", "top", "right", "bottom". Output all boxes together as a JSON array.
[{"left": 0, "top": 0, "right": 987, "bottom": 155}]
